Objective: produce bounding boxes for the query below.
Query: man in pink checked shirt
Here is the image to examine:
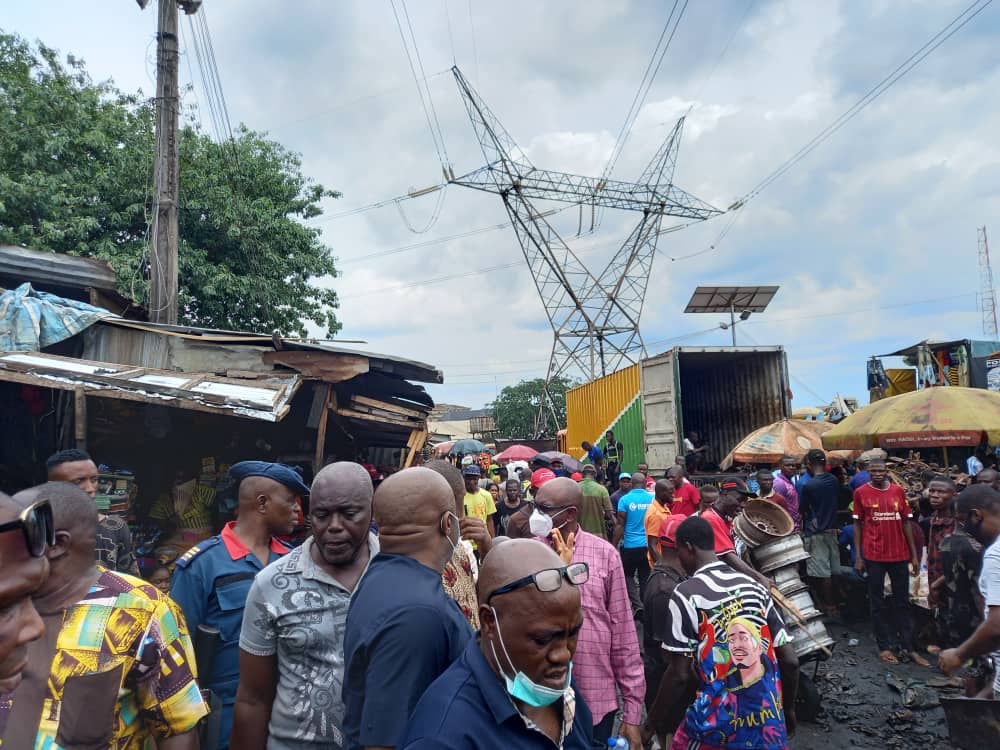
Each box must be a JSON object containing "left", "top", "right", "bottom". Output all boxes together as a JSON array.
[{"left": 530, "top": 477, "right": 645, "bottom": 749}]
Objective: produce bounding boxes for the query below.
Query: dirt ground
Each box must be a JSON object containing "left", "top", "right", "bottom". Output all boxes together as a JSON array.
[{"left": 792, "top": 620, "right": 961, "bottom": 750}]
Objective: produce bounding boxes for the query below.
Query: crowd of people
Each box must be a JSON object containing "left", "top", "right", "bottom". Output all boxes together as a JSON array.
[{"left": 1, "top": 441, "right": 999, "bottom": 750}]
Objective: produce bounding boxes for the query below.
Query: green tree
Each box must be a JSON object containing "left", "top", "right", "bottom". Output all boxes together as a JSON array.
[
  {"left": 490, "top": 376, "right": 574, "bottom": 439},
  {"left": 0, "top": 31, "right": 340, "bottom": 336}
]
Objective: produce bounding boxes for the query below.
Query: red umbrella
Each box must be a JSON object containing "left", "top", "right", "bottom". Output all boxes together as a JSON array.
[
  {"left": 494, "top": 444, "right": 538, "bottom": 462},
  {"left": 434, "top": 440, "right": 455, "bottom": 456}
]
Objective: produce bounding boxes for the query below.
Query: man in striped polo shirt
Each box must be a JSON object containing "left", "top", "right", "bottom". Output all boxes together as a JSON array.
[{"left": 651, "top": 516, "right": 798, "bottom": 750}]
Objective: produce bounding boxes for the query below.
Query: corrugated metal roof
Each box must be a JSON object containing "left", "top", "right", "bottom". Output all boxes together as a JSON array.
[
  {"left": 0, "top": 351, "right": 300, "bottom": 422},
  {"left": 0, "top": 245, "right": 118, "bottom": 291},
  {"left": 96, "top": 317, "right": 443, "bottom": 384}
]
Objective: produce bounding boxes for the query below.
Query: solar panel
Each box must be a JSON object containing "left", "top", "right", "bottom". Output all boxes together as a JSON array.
[{"left": 683, "top": 285, "right": 780, "bottom": 314}]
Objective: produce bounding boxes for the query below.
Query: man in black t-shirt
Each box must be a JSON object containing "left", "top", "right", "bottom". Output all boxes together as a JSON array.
[
  {"left": 494, "top": 479, "right": 528, "bottom": 537},
  {"left": 641, "top": 515, "right": 687, "bottom": 710},
  {"left": 605, "top": 430, "right": 624, "bottom": 490},
  {"left": 799, "top": 449, "right": 842, "bottom": 617}
]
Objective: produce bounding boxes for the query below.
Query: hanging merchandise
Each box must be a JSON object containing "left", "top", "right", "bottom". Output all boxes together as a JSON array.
[
  {"left": 867, "top": 357, "right": 889, "bottom": 399},
  {"left": 957, "top": 345, "right": 970, "bottom": 387},
  {"left": 917, "top": 345, "right": 936, "bottom": 389}
]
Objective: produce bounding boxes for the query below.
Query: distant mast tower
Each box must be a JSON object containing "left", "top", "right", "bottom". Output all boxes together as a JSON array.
[{"left": 979, "top": 226, "right": 998, "bottom": 338}]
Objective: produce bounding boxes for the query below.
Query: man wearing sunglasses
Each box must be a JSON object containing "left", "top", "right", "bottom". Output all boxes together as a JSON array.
[
  {"left": 400, "top": 539, "right": 593, "bottom": 749},
  {"left": 3, "top": 482, "right": 207, "bottom": 750},
  {"left": 530, "top": 477, "right": 645, "bottom": 750},
  {"left": 0, "top": 493, "right": 49, "bottom": 698}
]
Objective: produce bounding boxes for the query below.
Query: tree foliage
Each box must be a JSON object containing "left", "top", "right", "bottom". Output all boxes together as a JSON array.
[
  {"left": 0, "top": 31, "right": 341, "bottom": 336},
  {"left": 490, "top": 377, "right": 574, "bottom": 439}
]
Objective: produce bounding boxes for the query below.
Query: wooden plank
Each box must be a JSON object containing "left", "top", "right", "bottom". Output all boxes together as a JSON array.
[
  {"left": 263, "top": 350, "right": 369, "bottom": 382},
  {"left": 346, "top": 401, "right": 421, "bottom": 424},
  {"left": 115, "top": 368, "right": 148, "bottom": 380},
  {"left": 335, "top": 406, "right": 416, "bottom": 429},
  {"left": 314, "top": 384, "right": 332, "bottom": 471},
  {"left": 352, "top": 394, "right": 426, "bottom": 420},
  {"left": 74, "top": 387, "right": 87, "bottom": 450},
  {"left": 402, "top": 428, "right": 427, "bottom": 468},
  {"left": 225, "top": 369, "right": 270, "bottom": 379}
]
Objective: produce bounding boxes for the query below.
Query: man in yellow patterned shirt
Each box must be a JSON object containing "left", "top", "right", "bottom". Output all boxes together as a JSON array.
[{"left": 1, "top": 482, "right": 207, "bottom": 750}]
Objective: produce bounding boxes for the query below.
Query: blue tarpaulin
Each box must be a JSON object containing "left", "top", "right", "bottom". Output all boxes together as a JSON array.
[{"left": 0, "top": 283, "right": 110, "bottom": 351}]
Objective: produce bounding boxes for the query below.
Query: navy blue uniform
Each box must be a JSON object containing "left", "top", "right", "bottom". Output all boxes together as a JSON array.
[
  {"left": 342, "top": 554, "right": 472, "bottom": 750},
  {"left": 171, "top": 523, "right": 289, "bottom": 749},
  {"left": 400, "top": 637, "right": 594, "bottom": 750}
]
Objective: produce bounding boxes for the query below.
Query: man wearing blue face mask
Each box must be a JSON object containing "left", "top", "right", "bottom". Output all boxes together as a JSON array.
[{"left": 400, "top": 539, "right": 594, "bottom": 749}]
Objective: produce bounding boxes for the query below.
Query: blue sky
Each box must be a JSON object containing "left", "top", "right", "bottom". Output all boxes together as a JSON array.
[{"left": 6, "top": 1, "right": 1000, "bottom": 409}]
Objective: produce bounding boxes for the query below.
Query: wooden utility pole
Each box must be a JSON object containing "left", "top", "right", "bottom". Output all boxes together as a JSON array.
[
  {"left": 144, "top": 0, "right": 200, "bottom": 323},
  {"left": 149, "top": 0, "right": 181, "bottom": 323}
]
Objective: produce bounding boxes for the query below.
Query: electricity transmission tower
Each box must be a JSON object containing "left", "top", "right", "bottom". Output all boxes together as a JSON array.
[
  {"left": 979, "top": 226, "right": 998, "bottom": 339},
  {"left": 451, "top": 67, "right": 721, "bottom": 388}
]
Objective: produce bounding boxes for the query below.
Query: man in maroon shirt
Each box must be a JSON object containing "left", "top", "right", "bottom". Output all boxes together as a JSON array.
[
  {"left": 667, "top": 467, "right": 700, "bottom": 517},
  {"left": 852, "top": 459, "right": 927, "bottom": 666}
]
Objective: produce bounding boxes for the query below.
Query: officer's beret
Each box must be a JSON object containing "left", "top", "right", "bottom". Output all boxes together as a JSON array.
[{"left": 229, "top": 461, "right": 310, "bottom": 497}]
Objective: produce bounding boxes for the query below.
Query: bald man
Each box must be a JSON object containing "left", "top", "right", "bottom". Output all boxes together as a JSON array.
[
  {"left": 234, "top": 462, "right": 379, "bottom": 750},
  {"left": 0, "top": 492, "right": 48, "bottom": 698},
  {"left": 425, "top": 459, "right": 489, "bottom": 629},
  {"left": 530, "top": 477, "right": 645, "bottom": 749},
  {"left": 5, "top": 483, "right": 206, "bottom": 750},
  {"left": 400, "top": 539, "right": 593, "bottom": 749},
  {"left": 171, "top": 461, "right": 308, "bottom": 749},
  {"left": 343, "top": 467, "right": 473, "bottom": 750}
]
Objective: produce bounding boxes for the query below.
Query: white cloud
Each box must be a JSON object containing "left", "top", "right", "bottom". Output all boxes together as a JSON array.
[{"left": 7, "top": 0, "right": 1000, "bottom": 410}]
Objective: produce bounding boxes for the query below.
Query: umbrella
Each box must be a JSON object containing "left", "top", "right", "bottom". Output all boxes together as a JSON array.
[
  {"left": 720, "top": 419, "right": 838, "bottom": 470},
  {"left": 537, "top": 451, "right": 584, "bottom": 473},
  {"left": 433, "top": 440, "right": 455, "bottom": 456},
  {"left": 448, "top": 438, "right": 490, "bottom": 456},
  {"left": 821, "top": 386, "right": 1000, "bottom": 451},
  {"left": 494, "top": 444, "right": 538, "bottom": 462}
]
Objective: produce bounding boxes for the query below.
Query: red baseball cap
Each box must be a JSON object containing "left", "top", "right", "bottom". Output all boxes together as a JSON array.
[
  {"left": 659, "top": 515, "right": 685, "bottom": 548},
  {"left": 530, "top": 468, "right": 556, "bottom": 489},
  {"left": 571, "top": 472, "right": 583, "bottom": 481}
]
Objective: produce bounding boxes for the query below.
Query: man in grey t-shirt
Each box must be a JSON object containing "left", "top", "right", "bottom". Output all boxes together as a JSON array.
[{"left": 232, "top": 463, "right": 378, "bottom": 749}]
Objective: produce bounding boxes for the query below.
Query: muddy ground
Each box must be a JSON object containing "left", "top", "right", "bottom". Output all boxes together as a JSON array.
[{"left": 792, "top": 621, "right": 960, "bottom": 750}]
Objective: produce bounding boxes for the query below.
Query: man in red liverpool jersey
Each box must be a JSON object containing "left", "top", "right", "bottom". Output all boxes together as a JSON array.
[{"left": 852, "top": 459, "right": 929, "bottom": 666}]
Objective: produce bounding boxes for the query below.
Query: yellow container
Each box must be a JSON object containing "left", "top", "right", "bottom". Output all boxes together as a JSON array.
[{"left": 566, "top": 364, "right": 641, "bottom": 468}]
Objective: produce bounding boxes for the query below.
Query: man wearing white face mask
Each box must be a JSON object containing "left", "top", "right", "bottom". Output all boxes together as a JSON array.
[
  {"left": 530, "top": 478, "right": 645, "bottom": 749},
  {"left": 343, "top": 468, "right": 473, "bottom": 750},
  {"left": 400, "top": 539, "right": 594, "bottom": 749}
]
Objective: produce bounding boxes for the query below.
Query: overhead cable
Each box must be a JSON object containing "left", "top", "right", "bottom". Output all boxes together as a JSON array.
[
  {"left": 601, "top": 0, "right": 689, "bottom": 183},
  {"left": 671, "top": 0, "right": 994, "bottom": 263},
  {"left": 390, "top": 0, "right": 452, "bottom": 176},
  {"left": 744, "top": 0, "right": 993, "bottom": 202}
]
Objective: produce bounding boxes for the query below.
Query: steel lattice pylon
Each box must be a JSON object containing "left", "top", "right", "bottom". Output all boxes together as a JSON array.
[{"left": 451, "top": 66, "right": 721, "bottom": 390}]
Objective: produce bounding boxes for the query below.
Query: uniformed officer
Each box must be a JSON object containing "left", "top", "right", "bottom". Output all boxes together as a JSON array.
[{"left": 171, "top": 461, "right": 307, "bottom": 749}]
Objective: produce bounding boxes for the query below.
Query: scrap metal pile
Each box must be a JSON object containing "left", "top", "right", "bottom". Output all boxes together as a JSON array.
[
  {"left": 886, "top": 451, "right": 971, "bottom": 491},
  {"left": 734, "top": 499, "right": 835, "bottom": 659}
]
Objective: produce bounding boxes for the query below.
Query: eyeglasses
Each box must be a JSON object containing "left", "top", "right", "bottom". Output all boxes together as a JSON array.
[
  {"left": 486, "top": 562, "right": 589, "bottom": 604},
  {"left": 0, "top": 498, "right": 55, "bottom": 558}
]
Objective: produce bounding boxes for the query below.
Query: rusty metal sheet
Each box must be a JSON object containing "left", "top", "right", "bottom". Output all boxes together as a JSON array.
[{"left": 0, "top": 351, "right": 299, "bottom": 422}]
